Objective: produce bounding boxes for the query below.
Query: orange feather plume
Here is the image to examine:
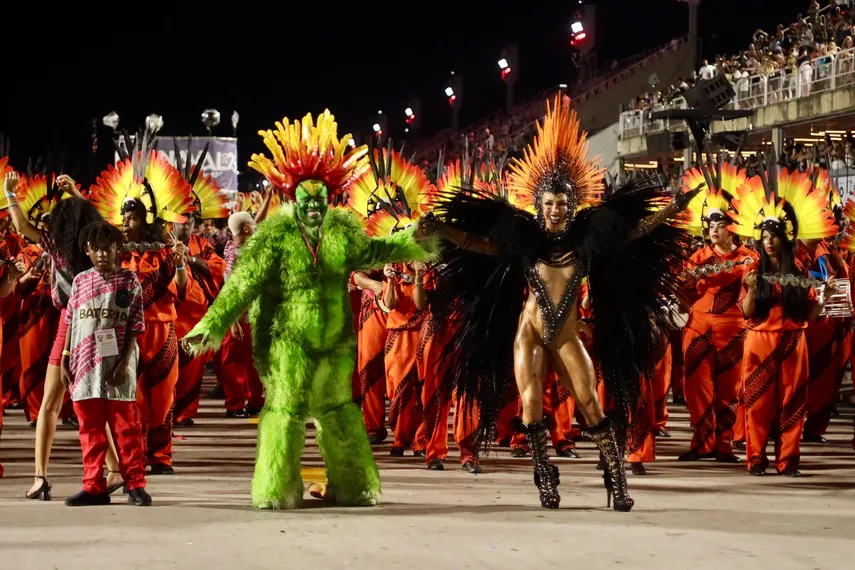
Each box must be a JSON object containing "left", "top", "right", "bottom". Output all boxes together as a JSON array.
[{"left": 507, "top": 95, "right": 605, "bottom": 213}]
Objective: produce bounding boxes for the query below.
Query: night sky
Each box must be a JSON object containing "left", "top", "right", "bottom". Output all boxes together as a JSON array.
[{"left": 1, "top": 0, "right": 810, "bottom": 185}]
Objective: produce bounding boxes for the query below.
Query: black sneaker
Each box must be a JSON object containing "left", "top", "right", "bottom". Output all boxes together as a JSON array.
[
  {"left": 461, "top": 461, "right": 482, "bottom": 474},
  {"left": 65, "top": 490, "right": 111, "bottom": 506},
  {"left": 226, "top": 409, "right": 248, "bottom": 419},
  {"left": 245, "top": 405, "right": 263, "bottom": 417},
  {"left": 128, "top": 488, "right": 153, "bottom": 506}
]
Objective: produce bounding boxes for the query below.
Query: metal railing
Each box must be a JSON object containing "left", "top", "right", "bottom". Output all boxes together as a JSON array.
[
  {"left": 618, "top": 97, "right": 688, "bottom": 139},
  {"left": 618, "top": 46, "right": 855, "bottom": 139}
]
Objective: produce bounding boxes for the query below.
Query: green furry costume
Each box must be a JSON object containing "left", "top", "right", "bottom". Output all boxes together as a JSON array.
[{"left": 185, "top": 202, "right": 437, "bottom": 509}]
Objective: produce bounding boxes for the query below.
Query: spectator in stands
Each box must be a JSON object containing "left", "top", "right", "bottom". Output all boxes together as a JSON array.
[{"left": 699, "top": 60, "right": 716, "bottom": 81}]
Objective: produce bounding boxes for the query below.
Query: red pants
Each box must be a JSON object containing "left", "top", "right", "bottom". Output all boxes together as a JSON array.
[
  {"left": 628, "top": 343, "right": 671, "bottom": 463},
  {"left": 137, "top": 321, "right": 179, "bottom": 468},
  {"left": 683, "top": 313, "right": 744, "bottom": 454},
  {"left": 804, "top": 317, "right": 851, "bottom": 437},
  {"left": 1, "top": 295, "right": 21, "bottom": 410},
  {"left": 74, "top": 398, "right": 146, "bottom": 493},
  {"left": 357, "top": 295, "right": 388, "bottom": 437},
  {"left": 217, "top": 322, "right": 264, "bottom": 412},
  {"left": 386, "top": 328, "right": 424, "bottom": 451},
  {"left": 743, "top": 329, "right": 808, "bottom": 473},
  {"left": 418, "top": 322, "right": 452, "bottom": 463},
  {"left": 668, "top": 329, "right": 685, "bottom": 399},
  {"left": 173, "top": 348, "right": 207, "bottom": 423},
  {"left": 452, "top": 395, "right": 480, "bottom": 463}
]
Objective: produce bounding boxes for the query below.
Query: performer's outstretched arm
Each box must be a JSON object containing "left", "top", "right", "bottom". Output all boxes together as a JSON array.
[
  {"left": 420, "top": 214, "right": 500, "bottom": 256},
  {"left": 183, "top": 224, "right": 276, "bottom": 353},
  {"left": 349, "top": 218, "right": 440, "bottom": 271}
]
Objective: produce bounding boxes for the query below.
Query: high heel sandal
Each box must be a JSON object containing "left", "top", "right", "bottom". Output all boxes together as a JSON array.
[
  {"left": 26, "top": 475, "right": 52, "bottom": 501},
  {"left": 588, "top": 418, "right": 634, "bottom": 513},
  {"left": 106, "top": 470, "right": 127, "bottom": 496},
  {"left": 516, "top": 419, "right": 561, "bottom": 509}
]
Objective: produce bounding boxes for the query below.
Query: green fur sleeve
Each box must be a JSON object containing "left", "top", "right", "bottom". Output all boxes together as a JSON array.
[
  {"left": 349, "top": 219, "right": 441, "bottom": 272},
  {"left": 183, "top": 220, "right": 278, "bottom": 354}
]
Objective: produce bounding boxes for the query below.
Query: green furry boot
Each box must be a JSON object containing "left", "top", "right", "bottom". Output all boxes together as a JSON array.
[{"left": 251, "top": 409, "right": 306, "bottom": 509}]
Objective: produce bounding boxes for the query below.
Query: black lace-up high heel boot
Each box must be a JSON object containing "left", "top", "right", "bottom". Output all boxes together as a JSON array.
[
  {"left": 519, "top": 419, "right": 560, "bottom": 509},
  {"left": 588, "top": 417, "right": 634, "bottom": 512}
]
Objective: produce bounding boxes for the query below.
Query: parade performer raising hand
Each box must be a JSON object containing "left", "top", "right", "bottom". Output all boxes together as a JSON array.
[{"left": 424, "top": 95, "right": 697, "bottom": 511}]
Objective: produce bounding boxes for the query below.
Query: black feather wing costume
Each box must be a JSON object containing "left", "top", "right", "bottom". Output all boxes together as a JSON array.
[{"left": 429, "top": 97, "right": 690, "bottom": 448}]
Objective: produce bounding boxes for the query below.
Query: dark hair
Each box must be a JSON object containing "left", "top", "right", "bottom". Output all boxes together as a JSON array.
[
  {"left": 48, "top": 198, "right": 104, "bottom": 276},
  {"left": 120, "top": 198, "right": 166, "bottom": 242},
  {"left": 78, "top": 221, "right": 124, "bottom": 252},
  {"left": 211, "top": 217, "right": 228, "bottom": 230},
  {"left": 753, "top": 227, "right": 810, "bottom": 322}
]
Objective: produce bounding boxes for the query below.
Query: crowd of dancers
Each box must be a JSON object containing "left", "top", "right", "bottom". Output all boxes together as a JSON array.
[{"left": 0, "top": 95, "right": 854, "bottom": 511}]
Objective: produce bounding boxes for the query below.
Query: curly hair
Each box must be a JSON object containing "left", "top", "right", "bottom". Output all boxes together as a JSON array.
[
  {"left": 78, "top": 221, "right": 124, "bottom": 252},
  {"left": 48, "top": 198, "right": 104, "bottom": 276}
]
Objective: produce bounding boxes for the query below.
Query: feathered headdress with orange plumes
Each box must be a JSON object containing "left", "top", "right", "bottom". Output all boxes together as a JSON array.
[
  {"left": 347, "top": 143, "right": 435, "bottom": 236},
  {"left": 729, "top": 167, "right": 838, "bottom": 242},
  {"left": 15, "top": 173, "right": 73, "bottom": 224},
  {"left": 506, "top": 95, "right": 605, "bottom": 215},
  {"left": 678, "top": 162, "right": 747, "bottom": 237},
  {"left": 0, "top": 156, "right": 13, "bottom": 218},
  {"left": 248, "top": 109, "right": 369, "bottom": 205},
  {"left": 89, "top": 150, "right": 195, "bottom": 227},
  {"left": 170, "top": 138, "right": 229, "bottom": 221}
]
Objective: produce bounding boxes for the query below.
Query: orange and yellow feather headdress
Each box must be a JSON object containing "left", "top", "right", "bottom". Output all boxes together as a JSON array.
[
  {"left": 190, "top": 172, "right": 229, "bottom": 220},
  {"left": 678, "top": 163, "right": 747, "bottom": 237},
  {"left": 507, "top": 95, "right": 605, "bottom": 215},
  {"left": 730, "top": 168, "right": 837, "bottom": 242},
  {"left": 89, "top": 150, "right": 195, "bottom": 226},
  {"left": 348, "top": 146, "right": 435, "bottom": 236},
  {"left": 14, "top": 173, "right": 76, "bottom": 224},
  {"left": 170, "top": 140, "right": 229, "bottom": 221},
  {"left": 249, "top": 109, "right": 369, "bottom": 205}
]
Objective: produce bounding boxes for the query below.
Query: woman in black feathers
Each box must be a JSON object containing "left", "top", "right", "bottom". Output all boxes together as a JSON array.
[{"left": 422, "top": 96, "right": 698, "bottom": 511}]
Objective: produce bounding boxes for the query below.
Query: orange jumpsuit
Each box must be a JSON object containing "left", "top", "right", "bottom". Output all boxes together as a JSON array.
[
  {"left": 802, "top": 242, "right": 852, "bottom": 438},
  {"left": 15, "top": 244, "right": 60, "bottom": 422},
  {"left": 418, "top": 276, "right": 481, "bottom": 466},
  {"left": 1, "top": 230, "right": 26, "bottom": 410},
  {"left": 122, "top": 248, "right": 181, "bottom": 469},
  {"left": 628, "top": 340, "right": 672, "bottom": 463},
  {"left": 355, "top": 271, "right": 388, "bottom": 440},
  {"left": 384, "top": 263, "right": 427, "bottom": 452},
  {"left": 173, "top": 235, "right": 226, "bottom": 424},
  {"left": 741, "top": 262, "right": 816, "bottom": 473},
  {"left": 418, "top": 312, "right": 453, "bottom": 463},
  {"left": 683, "top": 245, "right": 756, "bottom": 454}
]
